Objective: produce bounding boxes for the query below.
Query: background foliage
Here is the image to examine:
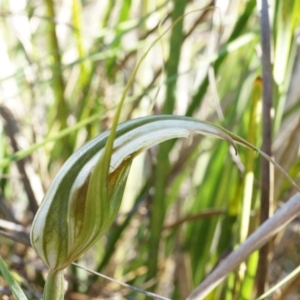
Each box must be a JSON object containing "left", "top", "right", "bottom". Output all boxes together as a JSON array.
[{"left": 0, "top": 0, "right": 300, "bottom": 299}]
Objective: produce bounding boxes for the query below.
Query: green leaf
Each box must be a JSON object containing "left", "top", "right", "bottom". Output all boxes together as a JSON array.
[{"left": 0, "top": 255, "right": 28, "bottom": 300}]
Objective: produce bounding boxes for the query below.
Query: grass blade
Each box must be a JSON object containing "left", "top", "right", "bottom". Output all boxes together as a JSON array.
[{"left": 0, "top": 255, "right": 28, "bottom": 300}]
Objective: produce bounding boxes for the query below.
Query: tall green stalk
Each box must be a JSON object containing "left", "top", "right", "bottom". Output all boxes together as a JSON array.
[
  {"left": 146, "top": 0, "right": 187, "bottom": 287},
  {"left": 44, "top": 0, "right": 68, "bottom": 128}
]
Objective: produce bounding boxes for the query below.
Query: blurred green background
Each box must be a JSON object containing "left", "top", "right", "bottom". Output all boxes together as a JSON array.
[{"left": 0, "top": 0, "right": 299, "bottom": 299}]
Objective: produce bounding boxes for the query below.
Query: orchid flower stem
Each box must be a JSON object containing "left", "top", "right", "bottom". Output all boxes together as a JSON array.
[{"left": 43, "top": 269, "right": 64, "bottom": 300}]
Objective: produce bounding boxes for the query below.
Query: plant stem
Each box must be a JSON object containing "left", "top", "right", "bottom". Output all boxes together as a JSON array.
[
  {"left": 43, "top": 269, "right": 65, "bottom": 300},
  {"left": 44, "top": 0, "right": 67, "bottom": 128},
  {"left": 257, "top": 0, "right": 273, "bottom": 295}
]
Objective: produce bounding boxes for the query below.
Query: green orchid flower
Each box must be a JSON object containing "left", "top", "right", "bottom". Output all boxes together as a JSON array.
[{"left": 30, "top": 115, "right": 246, "bottom": 299}]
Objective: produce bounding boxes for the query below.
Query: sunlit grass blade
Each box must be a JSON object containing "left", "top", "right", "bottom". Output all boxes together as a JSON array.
[
  {"left": 44, "top": 0, "right": 67, "bottom": 129},
  {"left": 0, "top": 255, "right": 28, "bottom": 300},
  {"left": 256, "top": 263, "right": 300, "bottom": 300},
  {"left": 273, "top": 0, "right": 300, "bottom": 132}
]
